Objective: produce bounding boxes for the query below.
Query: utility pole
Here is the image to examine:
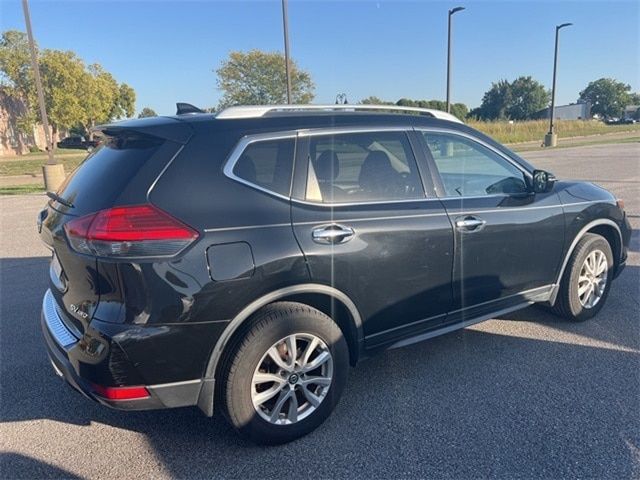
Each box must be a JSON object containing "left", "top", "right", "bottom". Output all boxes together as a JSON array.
[
  {"left": 22, "top": 0, "right": 66, "bottom": 190},
  {"left": 545, "top": 22, "right": 572, "bottom": 147},
  {"left": 446, "top": 6, "right": 465, "bottom": 113},
  {"left": 281, "top": 0, "right": 292, "bottom": 104}
]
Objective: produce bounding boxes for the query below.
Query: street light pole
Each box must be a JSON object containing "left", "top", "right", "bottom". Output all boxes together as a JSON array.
[
  {"left": 22, "top": 0, "right": 66, "bottom": 191},
  {"left": 22, "top": 0, "right": 54, "bottom": 166},
  {"left": 545, "top": 22, "right": 572, "bottom": 147},
  {"left": 446, "top": 6, "right": 465, "bottom": 113},
  {"left": 281, "top": 0, "right": 292, "bottom": 104}
]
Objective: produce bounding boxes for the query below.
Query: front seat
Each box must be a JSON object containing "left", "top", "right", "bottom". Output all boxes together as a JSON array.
[
  {"left": 314, "top": 150, "right": 346, "bottom": 202},
  {"left": 358, "top": 150, "right": 402, "bottom": 199}
]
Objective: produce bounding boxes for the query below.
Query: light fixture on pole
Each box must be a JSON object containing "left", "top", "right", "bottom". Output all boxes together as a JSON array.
[
  {"left": 545, "top": 22, "right": 572, "bottom": 147},
  {"left": 446, "top": 6, "right": 465, "bottom": 113},
  {"left": 281, "top": 0, "right": 293, "bottom": 104},
  {"left": 21, "top": 0, "right": 66, "bottom": 190}
]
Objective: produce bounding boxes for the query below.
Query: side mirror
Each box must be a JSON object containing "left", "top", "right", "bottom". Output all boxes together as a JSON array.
[{"left": 532, "top": 170, "right": 556, "bottom": 193}]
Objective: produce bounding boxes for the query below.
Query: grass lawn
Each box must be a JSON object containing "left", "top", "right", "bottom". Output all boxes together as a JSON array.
[
  {"left": 0, "top": 154, "right": 85, "bottom": 176},
  {"left": 468, "top": 120, "right": 640, "bottom": 144},
  {"left": 0, "top": 184, "right": 45, "bottom": 195}
]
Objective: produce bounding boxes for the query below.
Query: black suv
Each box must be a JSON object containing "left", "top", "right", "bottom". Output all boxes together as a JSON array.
[{"left": 39, "top": 104, "right": 631, "bottom": 444}]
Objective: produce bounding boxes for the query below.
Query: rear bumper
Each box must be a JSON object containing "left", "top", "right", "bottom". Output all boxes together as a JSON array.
[{"left": 41, "top": 289, "right": 206, "bottom": 412}]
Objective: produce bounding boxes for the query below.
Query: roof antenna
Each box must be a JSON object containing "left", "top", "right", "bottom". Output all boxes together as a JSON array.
[{"left": 176, "top": 102, "right": 205, "bottom": 115}]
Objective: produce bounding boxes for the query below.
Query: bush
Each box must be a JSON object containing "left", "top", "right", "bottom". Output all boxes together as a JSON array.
[{"left": 28, "top": 146, "right": 41, "bottom": 153}]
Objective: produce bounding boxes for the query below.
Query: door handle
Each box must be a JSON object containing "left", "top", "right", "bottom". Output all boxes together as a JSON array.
[
  {"left": 312, "top": 224, "right": 355, "bottom": 244},
  {"left": 455, "top": 216, "right": 486, "bottom": 232}
]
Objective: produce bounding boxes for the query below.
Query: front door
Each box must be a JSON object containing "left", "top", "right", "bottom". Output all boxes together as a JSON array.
[
  {"left": 417, "top": 129, "right": 565, "bottom": 321},
  {"left": 290, "top": 129, "right": 453, "bottom": 347}
]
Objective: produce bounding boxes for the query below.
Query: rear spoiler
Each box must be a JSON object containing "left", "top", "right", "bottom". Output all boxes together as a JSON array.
[{"left": 93, "top": 116, "right": 193, "bottom": 145}]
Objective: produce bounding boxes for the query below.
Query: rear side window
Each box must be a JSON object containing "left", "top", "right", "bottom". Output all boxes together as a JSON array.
[
  {"left": 233, "top": 138, "right": 295, "bottom": 197},
  {"left": 305, "top": 131, "right": 424, "bottom": 203}
]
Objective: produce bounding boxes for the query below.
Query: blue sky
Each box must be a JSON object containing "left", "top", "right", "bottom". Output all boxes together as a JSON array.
[{"left": 1, "top": 0, "right": 638, "bottom": 115}]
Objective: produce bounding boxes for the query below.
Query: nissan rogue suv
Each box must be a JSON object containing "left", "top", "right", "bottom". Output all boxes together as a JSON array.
[{"left": 39, "top": 104, "right": 631, "bottom": 444}]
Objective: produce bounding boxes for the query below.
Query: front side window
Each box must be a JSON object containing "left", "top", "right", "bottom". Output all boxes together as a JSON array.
[
  {"left": 305, "top": 131, "right": 424, "bottom": 203},
  {"left": 422, "top": 132, "right": 528, "bottom": 197},
  {"left": 233, "top": 138, "right": 295, "bottom": 197}
]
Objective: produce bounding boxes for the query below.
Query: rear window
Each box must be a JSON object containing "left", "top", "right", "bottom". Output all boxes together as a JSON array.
[
  {"left": 232, "top": 138, "right": 295, "bottom": 197},
  {"left": 55, "top": 134, "right": 166, "bottom": 215}
]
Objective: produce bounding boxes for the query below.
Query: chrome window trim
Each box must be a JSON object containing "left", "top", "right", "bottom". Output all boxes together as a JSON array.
[
  {"left": 223, "top": 126, "right": 432, "bottom": 208},
  {"left": 222, "top": 126, "right": 538, "bottom": 208},
  {"left": 414, "top": 127, "right": 533, "bottom": 181},
  {"left": 222, "top": 130, "right": 299, "bottom": 202}
]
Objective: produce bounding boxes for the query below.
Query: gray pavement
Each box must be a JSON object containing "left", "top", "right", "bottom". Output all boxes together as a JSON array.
[{"left": 1, "top": 142, "right": 638, "bottom": 479}]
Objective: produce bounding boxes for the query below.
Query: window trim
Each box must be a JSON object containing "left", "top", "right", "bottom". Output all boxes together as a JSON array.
[
  {"left": 224, "top": 126, "right": 528, "bottom": 207},
  {"left": 415, "top": 127, "right": 533, "bottom": 200},
  {"left": 222, "top": 130, "right": 298, "bottom": 201}
]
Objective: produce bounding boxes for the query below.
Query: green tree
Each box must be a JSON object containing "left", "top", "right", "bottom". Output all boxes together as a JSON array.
[
  {"left": 114, "top": 83, "right": 136, "bottom": 119},
  {"left": 39, "top": 49, "right": 87, "bottom": 136},
  {"left": 579, "top": 78, "right": 633, "bottom": 118},
  {"left": 473, "top": 77, "right": 549, "bottom": 121},
  {"left": 138, "top": 107, "right": 158, "bottom": 118},
  {"left": 216, "top": 50, "right": 314, "bottom": 108},
  {"left": 474, "top": 80, "right": 513, "bottom": 120},
  {"left": 1, "top": 29, "right": 136, "bottom": 141},
  {"left": 0, "top": 31, "right": 33, "bottom": 99},
  {"left": 507, "top": 76, "right": 549, "bottom": 120},
  {"left": 0, "top": 30, "right": 37, "bottom": 130},
  {"left": 394, "top": 98, "right": 468, "bottom": 120},
  {"left": 81, "top": 64, "right": 120, "bottom": 135},
  {"left": 359, "top": 96, "right": 394, "bottom": 105}
]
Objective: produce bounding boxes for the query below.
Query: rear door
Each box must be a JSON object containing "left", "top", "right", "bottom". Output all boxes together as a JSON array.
[
  {"left": 290, "top": 128, "right": 453, "bottom": 348},
  {"left": 416, "top": 129, "right": 564, "bottom": 321}
]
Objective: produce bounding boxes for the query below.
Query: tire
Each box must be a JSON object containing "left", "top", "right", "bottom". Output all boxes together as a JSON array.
[
  {"left": 218, "top": 301, "right": 349, "bottom": 445},
  {"left": 552, "top": 233, "right": 614, "bottom": 321}
]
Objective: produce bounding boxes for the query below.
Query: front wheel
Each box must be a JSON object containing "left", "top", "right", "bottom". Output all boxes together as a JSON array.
[
  {"left": 552, "top": 233, "right": 614, "bottom": 321},
  {"left": 219, "top": 302, "right": 349, "bottom": 445}
]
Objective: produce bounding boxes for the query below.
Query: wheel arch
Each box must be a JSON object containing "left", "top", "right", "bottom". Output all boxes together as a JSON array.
[
  {"left": 549, "top": 218, "right": 622, "bottom": 305},
  {"left": 197, "top": 284, "right": 363, "bottom": 416}
]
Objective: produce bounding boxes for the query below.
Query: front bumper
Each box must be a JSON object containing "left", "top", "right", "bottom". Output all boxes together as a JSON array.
[{"left": 41, "top": 289, "right": 205, "bottom": 411}]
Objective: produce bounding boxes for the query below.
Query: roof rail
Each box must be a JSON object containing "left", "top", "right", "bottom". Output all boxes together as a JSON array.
[{"left": 215, "top": 104, "right": 463, "bottom": 123}]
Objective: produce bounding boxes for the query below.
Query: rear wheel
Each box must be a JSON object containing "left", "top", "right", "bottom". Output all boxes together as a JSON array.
[
  {"left": 219, "top": 302, "right": 349, "bottom": 445},
  {"left": 552, "top": 233, "right": 613, "bottom": 321}
]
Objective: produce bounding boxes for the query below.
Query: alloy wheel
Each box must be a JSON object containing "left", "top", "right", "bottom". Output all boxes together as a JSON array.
[
  {"left": 251, "top": 333, "right": 333, "bottom": 425},
  {"left": 577, "top": 249, "right": 608, "bottom": 309}
]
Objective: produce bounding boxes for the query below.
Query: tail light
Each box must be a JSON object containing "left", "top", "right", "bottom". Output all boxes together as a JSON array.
[{"left": 64, "top": 204, "right": 199, "bottom": 258}]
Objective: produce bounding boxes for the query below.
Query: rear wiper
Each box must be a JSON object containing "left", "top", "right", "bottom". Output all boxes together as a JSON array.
[{"left": 46, "top": 191, "right": 74, "bottom": 209}]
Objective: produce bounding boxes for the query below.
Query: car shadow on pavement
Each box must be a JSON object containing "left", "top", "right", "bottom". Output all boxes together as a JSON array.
[
  {"left": 0, "top": 453, "right": 82, "bottom": 480},
  {"left": 497, "top": 264, "right": 639, "bottom": 352},
  {"left": 1, "top": 257, "right": 638, "bottom": 478}
]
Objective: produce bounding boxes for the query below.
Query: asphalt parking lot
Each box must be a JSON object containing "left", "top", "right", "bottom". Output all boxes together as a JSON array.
[{"left": 1, "top": 142, "right": 638, "bottom": 479}]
